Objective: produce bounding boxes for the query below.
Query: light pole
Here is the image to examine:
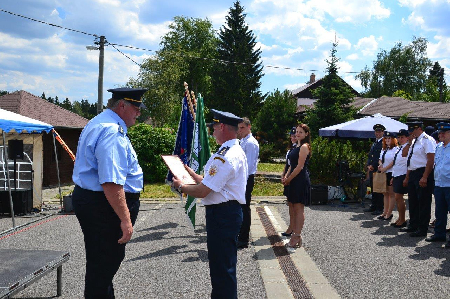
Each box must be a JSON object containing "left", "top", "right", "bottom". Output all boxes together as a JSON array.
[{"left": 86, "top": 35, "right": 106, "bottom": 115}]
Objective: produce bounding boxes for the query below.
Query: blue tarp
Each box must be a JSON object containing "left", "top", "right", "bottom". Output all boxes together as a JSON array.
[
  {"left": 0, "top": 108, "right": 53, "bottom": 133},
  {"left": 319, "top": 113, "right": 407, "bottom": 139}
]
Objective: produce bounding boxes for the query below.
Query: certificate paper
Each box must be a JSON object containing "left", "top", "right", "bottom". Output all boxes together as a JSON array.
[{"left": 161, "top": 155, "right": 196, "bottom": 185}]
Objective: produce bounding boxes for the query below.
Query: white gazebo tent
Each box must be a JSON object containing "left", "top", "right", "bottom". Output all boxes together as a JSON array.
[{"left": 0, "top": 108, "right": 58, "bottom": 231}]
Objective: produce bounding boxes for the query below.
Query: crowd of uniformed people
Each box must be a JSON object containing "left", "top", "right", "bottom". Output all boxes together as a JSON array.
[{"left": 365, "top": 121, "right": 450, "bottom": 248}]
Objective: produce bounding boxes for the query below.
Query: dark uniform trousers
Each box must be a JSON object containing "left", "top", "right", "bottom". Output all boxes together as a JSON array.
[
  {"left": 72, "top": 185, "right": 140, "bottom": 299},
  {"left": 205, "top": 200, "right": 243, "bottom": 299},
  {"left": 238, "top": 174, "right": 255, "bottom": 243},
  {"left": 369, "top": 170, "right": 384, "bottom": 211},
  {"left": 408, "top": 167, "right": 434, "bottom": 233}
]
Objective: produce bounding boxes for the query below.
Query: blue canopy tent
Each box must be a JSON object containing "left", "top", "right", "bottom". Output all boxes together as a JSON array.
[
  {"left": 0, "top": 108, "right": 60, "bottom": 232},
  {"left": 319, "top": 113, "right": 407, "bottom": 139}
]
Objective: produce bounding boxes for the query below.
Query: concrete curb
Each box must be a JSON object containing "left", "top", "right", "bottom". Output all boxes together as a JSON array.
[
  {"left": 251, "top": 205, "right": 294, "bottom": 299},
  {"left": 265, "top": 205, "right": 340, "bottom": 299}
]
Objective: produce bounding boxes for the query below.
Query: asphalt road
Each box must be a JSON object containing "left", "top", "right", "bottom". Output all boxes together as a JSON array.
[{"left": 0, "top": 197, "right": 449, "bottom": 299}]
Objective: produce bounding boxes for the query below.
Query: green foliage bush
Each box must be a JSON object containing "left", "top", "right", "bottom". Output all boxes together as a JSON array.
[
  {"left": 128, "top": 124, "right": 176, "bottom": 183},
  {"left": 308, "top": 137, "right": 370, "bottom": 185}
]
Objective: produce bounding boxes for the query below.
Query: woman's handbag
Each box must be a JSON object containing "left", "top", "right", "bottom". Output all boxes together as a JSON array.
[{"left": 372, "top": 172, "right": 387, "bottom": 193}]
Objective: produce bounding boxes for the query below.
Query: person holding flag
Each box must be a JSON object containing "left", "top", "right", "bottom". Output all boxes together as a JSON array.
[
  {"left": 172, "top": 109, "right": 247, "bottom": 299},
  {"left": 185, "top": 94, "right": 211, "bottom": 227}
]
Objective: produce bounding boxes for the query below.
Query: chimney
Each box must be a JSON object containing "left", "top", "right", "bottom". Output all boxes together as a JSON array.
[{"left": 309, "top": 73, "right": 316, "bottom": 83}]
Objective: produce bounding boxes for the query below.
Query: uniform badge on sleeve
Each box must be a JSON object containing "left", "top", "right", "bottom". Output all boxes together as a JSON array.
[
  {"left": 208, "top": 165, "right": 218, "bottom": 177},
  {"left": 118, "top": 125, "right": 124, "bottom": 135}
]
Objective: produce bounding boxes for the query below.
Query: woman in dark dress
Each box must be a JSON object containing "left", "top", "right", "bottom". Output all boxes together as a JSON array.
[
  {"left": 281, "top": 127, "right": 298, "bottom": 236},
  {"left": 282, "top": 123, "right": 311, "bottom": 248}
]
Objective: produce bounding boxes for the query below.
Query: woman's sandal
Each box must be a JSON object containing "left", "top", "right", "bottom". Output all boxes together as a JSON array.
[
  {"left": 285, "top": 233, "right": 302, "bottom": 248},
  {"left": 281, "top": 230, "right": 293, "bottom": 237}
]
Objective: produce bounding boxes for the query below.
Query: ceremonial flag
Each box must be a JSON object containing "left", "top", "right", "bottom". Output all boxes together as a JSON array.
[
  {"left": 167, "top": 93, "right": 194, "bottom": 182},
  {"left": 186, "top": 94, "right": 210, "bottom": 228}
]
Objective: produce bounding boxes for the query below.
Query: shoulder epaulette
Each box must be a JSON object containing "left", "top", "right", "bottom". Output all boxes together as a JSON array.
[
  {"left": 214, "top": 157, "right": 226, "bottom": 163},
  {"left": 217, "top": 146, "right": 230, "bottom": 156}
]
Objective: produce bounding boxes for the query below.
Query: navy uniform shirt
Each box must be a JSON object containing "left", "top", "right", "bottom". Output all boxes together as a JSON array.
[
  {"left": 201, "top": 139, "right": 248, "bottom": 205},
  {"left": 72, "top": 109, "right": 143, "bottom": 193},
  {"left": 240, "top": 133, "right": 259, "bottom": 176},
  {"left": 367, "top": 138, "right": 383, "bottom": 168}
]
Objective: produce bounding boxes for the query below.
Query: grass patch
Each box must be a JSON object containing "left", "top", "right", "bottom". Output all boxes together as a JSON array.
[
  {"left": 252, "top": 177, "right": 284, "bottom": 196},
  {"left": 141, "top": 182, "right": 176, "bottom": 198},
  {"left": 258, "top": 162, "right": 284, "bottom": 173}
]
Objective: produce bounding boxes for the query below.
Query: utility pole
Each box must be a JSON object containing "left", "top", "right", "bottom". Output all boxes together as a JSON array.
[{"left": 97, "top": 36, "right": 106, "bottom": 114}]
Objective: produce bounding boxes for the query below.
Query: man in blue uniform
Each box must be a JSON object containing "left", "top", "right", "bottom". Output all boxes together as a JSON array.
[
  {"left": 237, "top": 117, "right": 259, "bottom": 249},
  {"left": 364, "top": 124, "right": 385, "bottom": 215},
  {"left": 72, "top": 87, "right": 146, "bottom": 298},
  {"left": 426, "top": 122, "right": 450, "bottom": 247},
  {"left": 400, "top": 121, "right": 436, "bottom": 237},
  {"left": 172, "top": 109, "right": 247, "bottom": 299}
]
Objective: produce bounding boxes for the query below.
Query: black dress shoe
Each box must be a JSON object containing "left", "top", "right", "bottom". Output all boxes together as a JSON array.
[
  {"left": 410, "top": 231, "right": 427, "bottom": 237},
  {"left": 364, "top": 207, "right": 376, "bottom": 212},
  {"left": 377, "top": 215, "right": 385, "bottom": 220},
  {"left": 383, "top": 215, "right": 393, "bottom": 221},
  {"left": 281, "top": 231, "right": 293, "bottom": 237},
  {"left": 399, "top": 227, "right": 416, "bottom": 232},
  {"left": 394, "top": 221, "right": 408, "bottom": 228},
  {"left": 425, "top": 235, "right": 446, "bottom": 242},
  {"left": 390, "top": 222, "right": 397, "bottom": 226},
  {"left": 237, "top": 241, "right": 248, "bottom": 249}
]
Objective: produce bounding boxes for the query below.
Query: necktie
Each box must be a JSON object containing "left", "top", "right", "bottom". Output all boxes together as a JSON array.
[
  {"left": 392, "top": 145, "right": 403, "bottom": 166},
  {"left": 381, "top": 149, "right": 387, "bottom": 164},
  {"left": 406, "top": 141, "right": 416, "bottom": 167}
]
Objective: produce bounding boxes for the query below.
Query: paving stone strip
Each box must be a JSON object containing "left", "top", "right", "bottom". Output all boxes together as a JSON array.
[{"left": 256, "top": 206, "right": 313, "bottom": 299}]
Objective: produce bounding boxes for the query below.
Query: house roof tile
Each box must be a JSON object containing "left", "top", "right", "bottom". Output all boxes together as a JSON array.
[{"left": 0, "top": 90, "right": 89, "bottom": 128}]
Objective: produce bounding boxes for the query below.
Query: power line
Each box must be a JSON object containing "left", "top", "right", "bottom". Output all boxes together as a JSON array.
[
  {"left": 2, "top": 8, "right": 450, "bottom": 78},
  {"left": 0, "top": 9, "right": 98, "bottom": 37}
]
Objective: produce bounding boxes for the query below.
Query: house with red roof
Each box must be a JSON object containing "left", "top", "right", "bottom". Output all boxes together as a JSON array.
[{"left": 0, "top": 90, "right": 88, "bottom": 187}]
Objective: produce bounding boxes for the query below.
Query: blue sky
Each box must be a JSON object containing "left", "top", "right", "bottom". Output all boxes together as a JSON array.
[{"left": 0, "top": 0, "right": 449, "bottom": 105}]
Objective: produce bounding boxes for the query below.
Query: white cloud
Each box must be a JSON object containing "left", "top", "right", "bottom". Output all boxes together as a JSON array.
[
  {"left": 346, "top": 53, "right": 359, "bottom": 60},
  {"left": 355, "top": 35, "right": 379, "bottom": 56},
  {"left": 427, "top": 35, "right": 450, "bottom": 59}
]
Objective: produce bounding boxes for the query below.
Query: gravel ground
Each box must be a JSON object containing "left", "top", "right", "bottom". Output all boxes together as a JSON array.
[
  {"left": 277, "top": 198, "right": 450, "bottom": 299},
  {"left": 0, "top": 203, "right": 266, "bottom": 299}
]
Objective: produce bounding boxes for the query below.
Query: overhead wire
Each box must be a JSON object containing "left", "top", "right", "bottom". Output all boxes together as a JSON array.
[{"left": 1, "top": 8, "right": 449, "bottom": 78}]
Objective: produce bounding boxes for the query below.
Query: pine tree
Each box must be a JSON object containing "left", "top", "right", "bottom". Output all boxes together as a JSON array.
[
  {"left": 305, "top": 42, "right": 356, "bottom": 136},
  {"left": 210, "top": 0, "right": 265, "bottom": 120}
]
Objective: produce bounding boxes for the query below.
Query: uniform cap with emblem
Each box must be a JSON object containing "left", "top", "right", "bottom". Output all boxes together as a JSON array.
[
  {"left": 107, "top": 87, "right": 148, "bottom": 109},
  {"left": 425, "top": 125, "right": 435, "bottom": 135},
  {"left": 383, "top": 131, "right": 397, "bottom": 138},
  {"left": 406, "top": 121, "right": 423, "bottom": 132},
  {"left": 208, "top": 109, "right": 243, "bottom": 128},
  {"left": 373, "top": 124, "right": 386, "bottom": 131},
  {"left": 436, "top": 122, "right": 450, "bottom": 132},
  {"left": 397, "top": 129, "right": 409, "bottom": 137}
]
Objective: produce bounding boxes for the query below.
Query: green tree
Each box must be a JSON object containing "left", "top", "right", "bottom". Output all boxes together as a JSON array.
[
  {"left": 422, "top": 61, "right": 449, "bottom": 102},
  {"left": 0, "top": 90, "right": 8, "bottom": 96},
  {"left": 356, "top": 36, "right": 432, "bottom": 100},
  {"left": 129, "top": 16, "right": 219, "bottom": 127},
  {"left": 209, "top": 0, "right": 265, "bottom": 120},
  {"left": 254, "top": 89, "right": 297, "bottom": 160},
  {"left": 304, "top": 42, "right": 356, "bottom": 137},
  {"left": 61, "top": 97, "right": 72, "bottom": 111}
]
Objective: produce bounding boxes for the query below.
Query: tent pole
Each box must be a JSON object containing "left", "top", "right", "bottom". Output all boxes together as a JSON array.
[
  {"left": 2, "top": 131, "right": 16, "bottom": 228},
  {"left": 52, "top": 133, "right": 63, "bottom": 212}
]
